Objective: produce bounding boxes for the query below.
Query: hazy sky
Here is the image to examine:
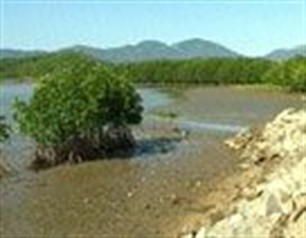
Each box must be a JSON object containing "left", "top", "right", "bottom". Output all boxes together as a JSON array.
[{"left": 1, "top": 0, "right": 305, "bottom": 56}]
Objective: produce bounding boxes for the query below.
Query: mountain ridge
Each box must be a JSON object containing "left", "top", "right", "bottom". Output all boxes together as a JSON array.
[
  {"left": 1, "top": 39, "right": 304, "bottom": 62},
  {"left": 265, "top": 45, "right": 306, "bottom": 60}
]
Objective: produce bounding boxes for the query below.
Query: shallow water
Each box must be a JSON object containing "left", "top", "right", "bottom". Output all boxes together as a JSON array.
[
  {"left": 1, "top": 83, "right": 304, "bottom": 237},
  {"left": 1, "top": 82, "right": 33, "bottom": 170},
  {"left": 1, "top": 81, "right": 32, "bottom": 121},
  {"left": 165, "top": 86, "right": 305, "bottom": 126},
  {"left": 1, "top": 82, "right": 304, "bottom": 170},
  {"left": 179, "top": 120, "right": 246, "bottom": 132}
]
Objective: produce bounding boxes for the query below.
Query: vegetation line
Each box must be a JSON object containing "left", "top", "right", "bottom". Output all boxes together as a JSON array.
[{"left": 1, "top": 52, "right": 305, "bottom": 92}]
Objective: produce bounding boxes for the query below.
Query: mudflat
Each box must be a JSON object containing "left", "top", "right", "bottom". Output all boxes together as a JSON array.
[{"left": 1, "top": 86, "right": 303, "bottom": 237}]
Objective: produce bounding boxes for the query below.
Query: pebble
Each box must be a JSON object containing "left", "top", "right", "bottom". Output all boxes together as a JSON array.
[{"left": 127, "top": 192, "right": 134, "bottom": 198}]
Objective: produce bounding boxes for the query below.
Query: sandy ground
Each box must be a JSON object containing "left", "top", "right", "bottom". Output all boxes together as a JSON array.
[
  {"left": 1, "top": 124, "right": 239, "bottom": 237},
  {"left": 1, "top": 86, "right": 303, "bottom": 237}
]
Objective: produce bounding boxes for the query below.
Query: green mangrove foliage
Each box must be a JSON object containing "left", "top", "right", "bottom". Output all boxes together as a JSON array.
[
  {"left": 117, "top": 57, "right": 306, "bottom": 91},
  {"left": 263, "top": 56, "right": 306, "bottom": 92},
  {"left": 116, "top": 58, "right": 273, "bottom": 85},
  {"left": 14, "top": 58, "right": 143, "bottom": 169},
  {"left": 0, "top": 51, "right": 112, "bottom": 80},
  {"left": 0, "top": 116, "right": 10, "bottom": 143},
  {"left": 1, "top": 52, "right": 305, "bottom": 92},
  {"left": 0, "top": 117, "right": 10, "bottom": 178}
]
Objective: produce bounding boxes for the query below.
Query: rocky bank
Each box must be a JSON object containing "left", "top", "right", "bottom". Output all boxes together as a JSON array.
[{"left": 182, "top": 108, "right": 306, "bottom": 238}]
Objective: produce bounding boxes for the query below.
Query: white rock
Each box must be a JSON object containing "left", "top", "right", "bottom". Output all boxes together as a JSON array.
[
  {"left": 183, "top": 109, "right": 306, "bottom": 237},
  {"left": 180, "top": 233, "right": 194, "bottom": 238},
  {"left": 195, "top": 227, "right": 207, "bottom": 238}
]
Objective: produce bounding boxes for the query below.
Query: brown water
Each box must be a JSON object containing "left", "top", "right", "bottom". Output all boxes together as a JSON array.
[
  {"left": 155, "top": 86, "right": 305, "bottom": 126},
  {"left": 1, "top": 85, "right": 304, "bottom": 237}
]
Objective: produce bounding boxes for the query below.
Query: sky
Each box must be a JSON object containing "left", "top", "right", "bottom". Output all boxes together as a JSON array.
[{"left": 1, "top": 0, "right": 305, "bottom": 56}]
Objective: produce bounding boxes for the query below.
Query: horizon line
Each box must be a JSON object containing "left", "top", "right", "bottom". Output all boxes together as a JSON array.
[{"left": 1, "top": 39, "right": 305, "bottom": 58}]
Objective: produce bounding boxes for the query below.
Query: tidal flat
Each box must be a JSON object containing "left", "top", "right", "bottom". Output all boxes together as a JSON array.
[{"left": 1, "top": 85, "right": 304, "bottom": 237}]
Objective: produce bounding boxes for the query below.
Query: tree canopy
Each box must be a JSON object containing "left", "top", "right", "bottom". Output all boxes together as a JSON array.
[
  {"left": 0, "top": 116, "right": 10, "bottom": 144},
  {"left": 13, "top": 57, "right": 143, "bottom": 168},
  {"left": 116, "top": 56, "right": 306, "bottom": 92},
  {"left": 263, "top": 56, "right": 306, "bottom": 92},
  {"left": 1, "top": 51, "right": 305, "bottom": 92}
]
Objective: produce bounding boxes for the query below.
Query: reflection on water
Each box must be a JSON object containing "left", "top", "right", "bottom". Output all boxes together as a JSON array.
[
  {"left": 135, "top": 137, "right": 182, "bottom": 156},
  {"left": 179, "top": 120, "right": 246, "bottom": 133},
  {"left": 137, "top": 88, "right": 172, "bottom": 111},
  {"left": 1, "top": 81, "right": 32, "bottom": 122},
  {"left": 1, "top": 82, "right": 34, "bottom": 171}
]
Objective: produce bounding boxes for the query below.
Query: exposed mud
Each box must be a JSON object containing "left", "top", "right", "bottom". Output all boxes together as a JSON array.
[{"left": 1, "top": 86, "right": 304, "bottom": 237}]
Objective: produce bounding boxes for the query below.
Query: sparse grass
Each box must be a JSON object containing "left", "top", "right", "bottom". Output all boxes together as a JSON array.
[
  {"left": 231, "top": 84, "right": 283, "bottom": 91},
  {"left": 154, "top": 110, "right": 179, "bottom": 119}
]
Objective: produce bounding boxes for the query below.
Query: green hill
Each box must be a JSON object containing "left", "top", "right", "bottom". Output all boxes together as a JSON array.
[
  {"left": 65, "top": 39, "right": 240, "bottom": 62},
  {"left": 266, "top": 45, "right": 306, "bottom": 60}
]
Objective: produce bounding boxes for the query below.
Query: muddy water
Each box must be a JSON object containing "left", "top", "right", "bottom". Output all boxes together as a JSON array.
[
  {"left": 1, "top": 83, "right": 304, "bottom": 237},
  {"left": 0, "top": 82, "right": 174, "bottom": 170},
  {"left": 159, "top": 86, "right": 305, "bottom": 126}
]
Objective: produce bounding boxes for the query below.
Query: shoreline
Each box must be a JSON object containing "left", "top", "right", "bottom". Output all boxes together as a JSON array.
[
  {"left": 181, "top": 108, "right": 306, "bottom": 237},
  {"left": 2, "top": 78, "right": 304, "bottom": 93}
]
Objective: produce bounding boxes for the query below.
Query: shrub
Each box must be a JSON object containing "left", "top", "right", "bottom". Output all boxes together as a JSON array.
[
  {"left": 14, "top": 58, "right": 143, "bottom": 169},
  {"left": 0, "top": 116, "right": 10, "bottom": 143},
  {"left": 0, "top": 116, "right": 10, "bottom": 178}
]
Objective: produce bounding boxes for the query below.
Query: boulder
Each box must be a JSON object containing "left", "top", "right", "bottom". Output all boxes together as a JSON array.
[
  {"left": 182, "top": 108, "right": 306, "bottom": 238},
  {"left": 225, "top": 108, "right": 306, "bottom": 165}
]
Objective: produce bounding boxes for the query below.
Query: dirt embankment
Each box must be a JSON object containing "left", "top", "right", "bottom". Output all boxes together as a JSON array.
[{"left": 181, "top": 108, "right": 306, "bottom": 238}]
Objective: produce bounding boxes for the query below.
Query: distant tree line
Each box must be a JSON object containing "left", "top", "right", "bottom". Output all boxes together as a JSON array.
[
  {"left": 1, "top": 52, "right": 305, "bottom": 92},
  {"left": 262, "top": 56, "right": 306, "bottom": 92},
  {"left": 116, "top": 56, "right": 306, "bottom": 92},
  {"left": 0, "top": 51, "right": 112, "bottom": 80}
]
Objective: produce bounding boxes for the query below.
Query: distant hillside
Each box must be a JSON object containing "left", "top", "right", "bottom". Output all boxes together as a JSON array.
[
  {"left": 0, "top": 49, "right": 45, "bottom": 59},
  {"left": 172, "top": 39, "right": 239, "bottom": 58},
  {"left": 63, "top": 38, "right": 240, "bottom": 62},
  {"left": 2, "top": 40, "right": 305, "bottom": 62},
  {"left": 99, "top": 40, "right": 180, "bottom": 62},
  {"left": 0, "top": 51, "right": 99, "bottom": 80},
  {"left": 266, "top": 45, "right": 306, "bottom": 60}
]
